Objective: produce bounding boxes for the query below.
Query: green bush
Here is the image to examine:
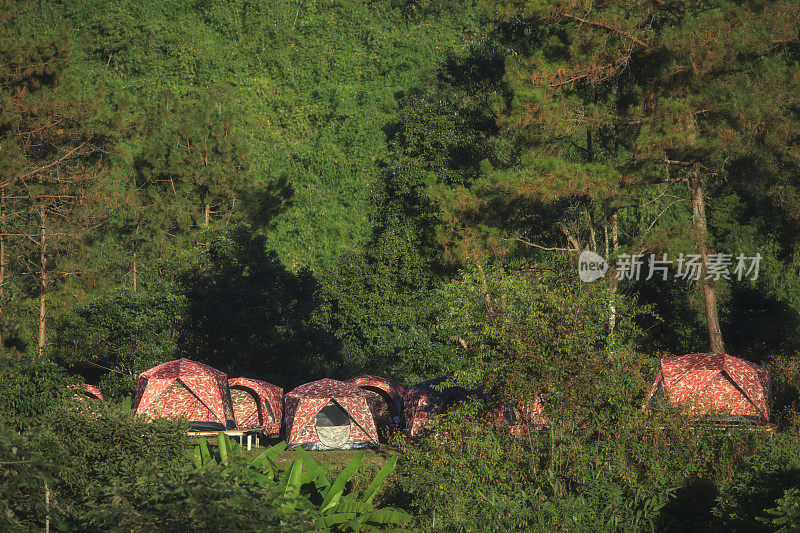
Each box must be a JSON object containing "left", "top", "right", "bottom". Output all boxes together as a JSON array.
[
  {"left": 28, "top": 400, "right": 189, "bottom": 525},
  {"left": 392, "top": 399, "right": 800, "bottom": 532},
  {"left": 393, "top": 401, "right": 543, "bottom": 530},
  {"left": 0, "top": 354, "right": 74, "bottom": 432},
  {"left": 193, "top": 436, "right": 412, "bottom": 531},
  {"left": 84, "top": 464, "right": 323, "bottom": 532},
  {"left": 763, "top": 488, "right": 800, "bottom": 532},
  {"left": 52, "top": 287, "right": 187, "bottom": 400},
  {"left": 0, "top": 422, "right": 52, "bottom": 530}
]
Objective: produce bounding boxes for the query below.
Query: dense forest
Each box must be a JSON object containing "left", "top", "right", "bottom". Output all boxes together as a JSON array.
[{"left": 3, "top": 0, "right": 800, "bottom": 530}]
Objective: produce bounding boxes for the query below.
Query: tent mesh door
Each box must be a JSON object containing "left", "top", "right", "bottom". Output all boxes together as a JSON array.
[{"left": 315, "top": 400, "right": 351, "bottom": 448}]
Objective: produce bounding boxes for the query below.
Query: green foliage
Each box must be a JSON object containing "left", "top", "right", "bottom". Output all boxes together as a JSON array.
[
  {"left": 320, "top": 221, "right": 444, "bottom": 380},
  {"left": 192, "top": 436, "right": 411, "bottom": 531},
  {"left": 764, "top": 489, "right": 800, "bottom": 532},
  {"left": 0, "top": 353, "right": 74, "bottom": 432},
  {"left": 395, "top": 399, "right": 800, "bottom": 531},
  {"left": 0, "top": 422, "right": 52, "bottom": 530},
  {"left": 52, "top": 287, "right": 186, "bottom": 398},
  {"left": 2, "top": 0, "right": 800, "bottom": 531},
  {"left": 28, "top": 400, "right": 189, "bottom": 519},
  {"left": 429, "top": 259, "right": 647, "bottom": 414},
  {"left": 394, "top": 404, "right": 542, "bottom": 530},
  {"left": 85, "top": 464, "right": 324, "bottom": 532}
]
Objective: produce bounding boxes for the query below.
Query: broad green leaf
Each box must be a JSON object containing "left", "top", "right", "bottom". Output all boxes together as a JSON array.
[
  {"left": 281, "top": 460, "right": 304, "bottom": 512},
  {"left": 199, "top": 438, "right": 212, "bottom": 465},
  {"left": 362, "top": 455, "right": 397, "bottom": 504},
  {"left": 364, "top": 508, "right": 412, "bottom": 526},
  {"left": 320, "top": 450, "right": 364, "bottom": 512},
  {"left": 329, "top": 501, "right": 374, "bottom": 514},
  {"left": 296, "top": 447, "right": 331, "bottom": 492},
  {"left": 217, "top": 432, "right": 229, "bottom": 466},
  {"left": 318, "top": 512, "right": 358, "bottom": 527},
  {"left": 250, "top": 441, "right": 286, "bottom": 468},
  {"left": 192, "top": 445, "right": 202, "bottom": 468},
  {"left": 300, "top": 466, "right": 328, "bottom": 485}
]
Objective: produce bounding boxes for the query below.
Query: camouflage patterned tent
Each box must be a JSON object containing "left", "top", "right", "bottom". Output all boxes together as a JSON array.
[
  {"left": 643, "top": 353, "right": 770, "bottom": 423},
  {"left": 492, "top": 396, "right": 547, "bottom": 436},
  {"left": 228, "top": 377, "right": 283, "bottom": 433},
  {"left": 346, "top": 375, "right": 406, "bottom": 436},
  {"left": 284, "top": 379, "right": 379, "bottom": 450},
  {"left": 404, "top": 377, "right": 477, "bottom": 437},
  {"left": 70, "top": 383, "right": 104, "bottom": 401},
  {"left": 134, "top": 359, "right": 235, "bottom": 430}
]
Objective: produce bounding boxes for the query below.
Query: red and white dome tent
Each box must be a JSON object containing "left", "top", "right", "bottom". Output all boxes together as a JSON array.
[
  {"left": 642, "top": 353, "right": 771, "bottom": 424},
  {"left": 404, "top": 377, "right": 478, "bottom": 437},
  {"left": 493, "top": 395, "right": 548, "bottom": 436},
  {"left": 134, "top": 358, "right": 235, "bottom": 431},
  {"left": 70, "top": 383, "right": 104, "bottom": 402},
  {"left": 345, "top": 375, "right": 406, "bottom": 437},
  {"left": 284, "top": 379, "right": 379, "bottom": 450},
  {"left": 228, "top": 377, "right": 283, "bottom": 434}
]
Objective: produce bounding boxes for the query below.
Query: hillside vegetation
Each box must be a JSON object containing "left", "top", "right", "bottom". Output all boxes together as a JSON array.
[{"left": 3, "top": 0, "right": 800, "bottom": 530}]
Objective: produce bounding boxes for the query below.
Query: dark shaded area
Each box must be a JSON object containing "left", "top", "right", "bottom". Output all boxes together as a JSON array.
[
  {"left": 316, "top": 402, "right": 350, "bottom": 427},
  {"left": 656, "top": 477, "right": 719, "bottom": 532},
  {"left": 0, "top": 315, "right": 26, "bottom": 352},
  {"left": 632, "top": 277, "right": 707, "bottom": 355},
  {"left": 178, "top": 226, "right": 339, "bottom": 388},
  {"left": 724, "top": 285, "right": 800, "bottom": 365},
  {"left": 244, "top": 174, "right": 294, "bottom": 231}
]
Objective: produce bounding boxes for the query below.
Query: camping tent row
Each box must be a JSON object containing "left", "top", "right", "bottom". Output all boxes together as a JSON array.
[
  {"left": 133, "top": 359, "right": 283, "bottom": 434},
  {"left": 77, "top": 353, "right": 771, "bottom": 450}
]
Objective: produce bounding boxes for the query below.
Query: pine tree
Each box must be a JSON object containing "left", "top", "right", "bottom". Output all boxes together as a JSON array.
[
  {"left": 477, "top": 0, "right": 800, "bottom": 352},
  {"left": 0, "top": 3, "right": 111, "bottom": 355}
]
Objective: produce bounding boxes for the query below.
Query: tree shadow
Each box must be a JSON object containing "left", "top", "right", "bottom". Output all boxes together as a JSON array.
[
  {"left": 655, "top": 477, "right": 719, "bottom": 532},
  {"left": 178, "top": 226, "right": 339, "bottom": 389},
  {"left": 632, "top": 277, "right": 708, "bottom": 355},
  {"left": 243, "top": 173, "right": 294, "bottom": 231},
  {"left": 657, "top": 467, "right": 800, "bottom": 532},
  {"left": 723, "top": 285, "right": 800, "bottom": 365}
]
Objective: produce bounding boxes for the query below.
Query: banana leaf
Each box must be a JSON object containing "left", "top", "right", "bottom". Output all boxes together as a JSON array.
[
  {"left": 193, "top": 445, "right": 202, "bottom": 468},
  {"left": 320, "top": 450, "right": 364, "bottom": 512},
  {"left": 363, "top": 508, "right": 412, "bottom": 526},
  {"left": 217, "top": 432, "right": 229, "bottom": 466},
  {"left": 362, "top": 455, "right": 397, "bottom": 504},
  {"left": 296, "top": 447, "right": 331, "bottom": 493},
  {"left": 328, "top": 501, "right": 375, "bottom": 515},
  {"left": 281, "top": 459, "right": 304, "bottom": 512},
  {"left": 250, "top": 441, "right": 287, "bottom": 467},
  {"left": 199, "top": 438, "right": 212, "bottom": 465},
  {"left": 318, "top": 512, "right": 359, "bottom": 527}
]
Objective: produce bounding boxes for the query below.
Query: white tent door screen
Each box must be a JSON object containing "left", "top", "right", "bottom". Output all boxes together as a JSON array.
[{"left": 315, "top": 400, "right": 351, "bottom": 448}]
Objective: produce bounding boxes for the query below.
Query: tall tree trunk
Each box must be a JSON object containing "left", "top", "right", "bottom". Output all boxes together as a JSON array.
[
  {"left": 132, "top": 223, "right": 139, "bottom": 292},
  {"left": 474, "top": 258, "right": 494, "bottom": 314},
  {"left": 608, "top": 211, "right": 619, "bottom": 338},
  {"left": 38, "top": 205, "right": 47, "bottom": 357},
  {"left": 0, "top": 190, "right": 5, "bottom": 346},
  {"left": 204, "top": 202, "right": 210, "bottom": 227},
  {"left": 0, "top": 189, "right": 5, "bottom": 304},
  {"left": 689, "top": 172, "right": 726, "bottom": 353},
  {"left": 586, "top": 208, "right": 597, "bottom": 252}
]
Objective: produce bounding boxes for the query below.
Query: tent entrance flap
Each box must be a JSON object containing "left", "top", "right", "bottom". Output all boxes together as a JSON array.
[{"left": 315, "top": 400, "right": 351, "bottom": 448}]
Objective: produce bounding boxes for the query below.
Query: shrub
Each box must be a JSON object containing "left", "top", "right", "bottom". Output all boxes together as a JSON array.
[
  {"left": 83, "top": 464, "right": 323, "bottom": 532},
  {"left": 0, "top": 422, "right": 52, "bottom": 530},
  {"left": 763, "top": 488, "right": 800, "bottom": 532},
  {"left": 0, "top": 354, "right": 74, "bottom": 432},
  {"left": 28, "top": 400, "right": 189, "bottom": 525}
]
